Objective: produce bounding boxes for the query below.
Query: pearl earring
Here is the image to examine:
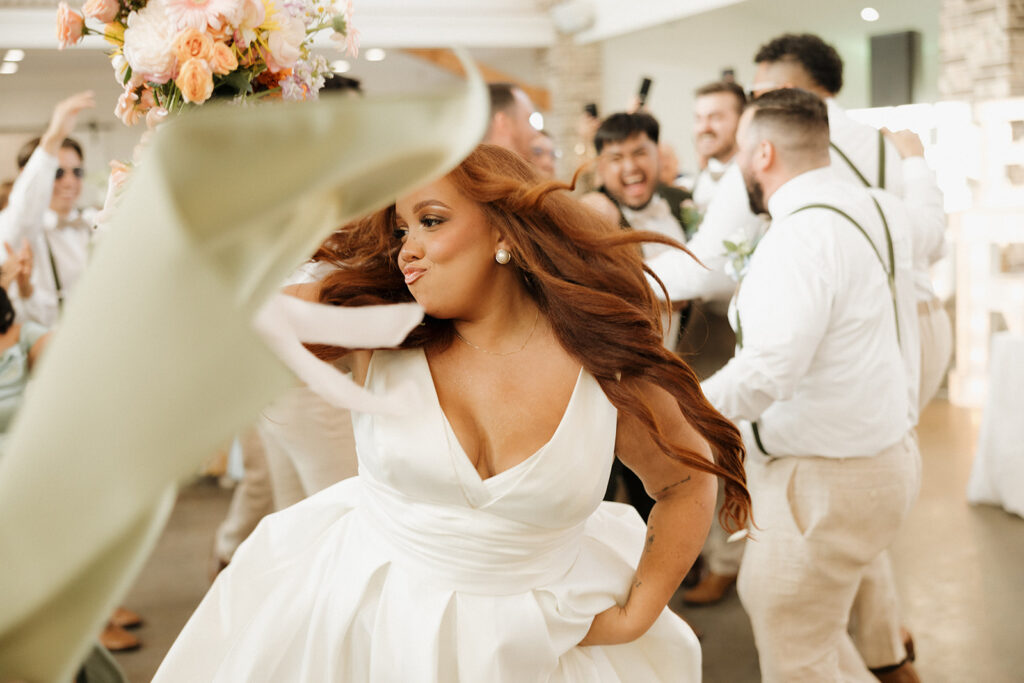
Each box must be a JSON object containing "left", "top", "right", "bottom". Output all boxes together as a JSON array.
[{"left": 495, "top": 248, "right": 511, "bottom": 265}]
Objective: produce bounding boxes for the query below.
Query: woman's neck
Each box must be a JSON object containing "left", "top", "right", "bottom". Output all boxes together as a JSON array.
[{"left": 451, "top": 288, "right": 541, "bottom": 356}]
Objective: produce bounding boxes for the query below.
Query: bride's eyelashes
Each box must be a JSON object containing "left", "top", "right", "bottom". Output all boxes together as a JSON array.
[
  {"left": 393, "top": 215, "right": 445, "bottom": 241},
  {"left": 419, "top": 215, "right": 445, "bottom": 228}
]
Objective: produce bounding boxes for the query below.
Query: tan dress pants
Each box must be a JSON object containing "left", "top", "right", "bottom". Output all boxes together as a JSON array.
[
  {"left": 214, "top": 386, "right": 359, "bottom": 561},
  {"left": 737, "top": 435, "right": 921, "bottom": 682},
  {"left": 259, "top": 385, "right": 359, "bottom": 510},
  {"left": 214, "top": 426, "right": 273, "bottom": 562},
  {"left": 917, "top": 299, "right": 953, "bottom": 410}
]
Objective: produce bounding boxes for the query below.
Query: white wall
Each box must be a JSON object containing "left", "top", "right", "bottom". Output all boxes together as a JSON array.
[{"left": 599, "top": 0, "right": 940, "bottom": 172}]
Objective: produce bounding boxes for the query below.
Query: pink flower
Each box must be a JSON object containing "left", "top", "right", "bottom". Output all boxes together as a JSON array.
[
  {"left": 343, "top": 0, "right": 359, "bottom": 58},
  {"left": 95, "top": 159, "right": 132, "bottom": 227},
  {"left": 123, "top": 0, "right": 178, "bottom": 84},
  {"left": 329, "top": 1, "right": 359, "bottom": 58},
  {"left": 108, "top": 159, "right": 131, "bottom": 192},
  {"left": 164, "top": 0, "right": 240, "bottom": 31},
  {"left": 82, "top": 0, "right": 118, "bottom": 24},
  {"left": 265, "top": 15, "right": 305, "bottom": 73},
  {"left": 115, "top": 88, "right": 144, "bottom": 126},
  {"left": 146, "top": 106, "right": 169, "bottom": 130},
  {"left": 56, "top": 2, "right": 85, "bottom": 49}
]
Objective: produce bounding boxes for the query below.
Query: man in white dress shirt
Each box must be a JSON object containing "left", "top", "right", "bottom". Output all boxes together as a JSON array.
[
  {"left": 751, "top": 33, "right": 951, "bottom": 413},
  {"left": 690, "top": 81, "right": 746, "bottom": 214},
  {"left": 702, "top": 88, "right": 922, "bottom": 682},
  {"left": 750, "top": 34, "right": 946, "bottom": 676},
  {"left": 679, "top": 79, "right": 752, "bottom": 606},
  {"left": 0, "top": 91, "right": 96, "bottom": 327}
]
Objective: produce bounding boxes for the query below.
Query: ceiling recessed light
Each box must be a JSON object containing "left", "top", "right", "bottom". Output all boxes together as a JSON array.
[
  {"left": 529, "top": 111, "right": 544, "bottom": 131},
  {"left": 330, "top": 60, "right": 351, "bottom": 73},
  {"left": 3, "top": 49, "right": 25, "bottom": 62},
  {"left": 861, "top": 7, "right": 880, "bottom": 21},
  {"left": 365, "top": 48, "right": 386, "bottom": 62},
  {"left": 0, "top": 62, "right": 18, "bottom": 75}
]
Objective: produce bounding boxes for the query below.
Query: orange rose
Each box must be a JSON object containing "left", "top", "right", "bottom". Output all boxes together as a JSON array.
[
  {"left": 173, "top": 28, "right": 214, "bottom": 65},
  {"left": 175, "top": 58, "right": 214, "bottom": 104},
  {"left": 56, "top": 2, "right": 85, "bottom": 49},
  {"left": 209, "top": 42, "right": 237, "bottom": 75}
]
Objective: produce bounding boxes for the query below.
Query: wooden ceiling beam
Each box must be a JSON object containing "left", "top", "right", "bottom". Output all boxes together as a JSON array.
[{"left": 402, "top": 48, "right": 551, "bottom": 111}]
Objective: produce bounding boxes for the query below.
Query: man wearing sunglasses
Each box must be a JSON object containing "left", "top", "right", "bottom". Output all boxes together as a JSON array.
[{"left": 0, "top": 90, "right": 96, "bottom": 327}]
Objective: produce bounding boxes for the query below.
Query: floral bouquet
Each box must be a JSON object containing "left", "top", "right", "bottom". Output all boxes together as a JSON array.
[
  {"left": 57, "top": 0, "right": 358, "bottom": 126},
  {"left": 57, "top": 0, "right": 358, "bottom": 223}
]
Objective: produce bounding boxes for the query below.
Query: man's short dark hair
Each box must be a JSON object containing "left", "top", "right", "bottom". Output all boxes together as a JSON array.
[
  {"left": 16, "top": 136, "right": 83, "bottom": 169},
  {"left": 747, "top": 87, "right": 830, "bottom": 154},
  {"left": 488, "top": 83, "right": 520, "bottom": 117},
  {"left": 754, "top": 33, "right": 844, "bottom": 95},
  {"left": 594, "top": 112, "right": 660, "bottom": 153},
  {"left": 695, "top": 81, "right": 747, "bottom": 114}
]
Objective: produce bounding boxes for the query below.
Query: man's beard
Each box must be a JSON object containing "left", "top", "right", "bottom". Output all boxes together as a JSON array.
[{"left": 744, "top": 172, "right": 767, "bottom": 216}]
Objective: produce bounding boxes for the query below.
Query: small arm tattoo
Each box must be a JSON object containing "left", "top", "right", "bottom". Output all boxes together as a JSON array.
[{"left": 654, "top": 475, "right": 691, "bottom": 497}]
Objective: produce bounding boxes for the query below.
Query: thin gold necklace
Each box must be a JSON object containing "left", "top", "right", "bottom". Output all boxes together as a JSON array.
[{"left": 454, "top": 309, "right": 541, "bottom": 356}]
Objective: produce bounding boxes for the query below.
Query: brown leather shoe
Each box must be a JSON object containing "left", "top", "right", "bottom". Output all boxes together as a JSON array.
[
  {"left": 681, "top": 572, "right": 736, "bottom": 606},
  {"left": 871, "top": 660, "right": 921, "bottom": 683},
  {"left": 99, "top": 622, "right": 141, "bottom": 652},
  {"left": 109, "top": 606, "right": 143, "bottom": 629},
  {"left": 901, "top": 627, "right": 915, "bottom": 662}
]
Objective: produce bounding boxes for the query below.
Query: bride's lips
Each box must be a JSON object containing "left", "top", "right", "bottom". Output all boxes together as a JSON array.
[{"left": 403, "top": 267, "right": 426, "bottom": 285}]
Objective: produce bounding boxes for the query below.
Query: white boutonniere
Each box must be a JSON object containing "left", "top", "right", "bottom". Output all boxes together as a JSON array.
[{"left": 723, "top": 237, "right": 760, "bottom": 282}]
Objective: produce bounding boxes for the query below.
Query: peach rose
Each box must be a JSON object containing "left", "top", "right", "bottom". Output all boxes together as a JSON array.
[
  {"left": 176, "top": 57, "right": 214, "bottom": 104},
  {"left": 82, "top": 0, "right": 118, "bottom": 23},
  {"left": 209, "top": 41, "right": 237, "bottom": 75},
  {"left": 173, "top": 27, "right": 214, "bottom": 65},
  {"left": 56, "top": 2, "right": 85, "bottom": 49}
]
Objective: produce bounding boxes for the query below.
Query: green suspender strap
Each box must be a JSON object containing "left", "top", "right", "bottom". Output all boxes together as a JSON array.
[
  {"left": 43, "top": 234, "right": 64, "bottom": 311},
  {"left": 736, "top": 198, "right": 900, "bottom": 457},
  {"left": 878, "top": 128, "right": 886, "bottom": 190},
  {"left": 790, "top": 200, "right": 901, "bottom": 347},
  {"left": 830, "top": 129, "right": 887, "bottom": 190},
  {"left": 732, "top": 306, "right": 773, "bottom": 456}
]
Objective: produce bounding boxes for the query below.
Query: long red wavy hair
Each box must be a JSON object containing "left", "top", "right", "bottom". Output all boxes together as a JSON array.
[{"left": 313, "top": 144, "right": 750, "bottom": 532}]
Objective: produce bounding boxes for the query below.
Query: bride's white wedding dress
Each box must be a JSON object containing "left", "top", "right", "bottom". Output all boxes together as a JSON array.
[{"left": 154, "top": 348, "right": 701, "bottom": 682}]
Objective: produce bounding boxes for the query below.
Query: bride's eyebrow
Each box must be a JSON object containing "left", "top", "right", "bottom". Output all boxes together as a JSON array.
[{"left": 412, "top": 200, "right": 452, "bottom": 212}]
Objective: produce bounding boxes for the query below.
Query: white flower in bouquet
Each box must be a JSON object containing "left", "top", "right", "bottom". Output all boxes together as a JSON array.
[{"left": 122, "top": 0, "right": 177, "bottom": 85}]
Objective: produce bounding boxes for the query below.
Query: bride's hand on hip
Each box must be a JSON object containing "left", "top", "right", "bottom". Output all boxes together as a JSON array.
[{"left": 579, "top": 604, "right": 651, "bottom": 646}]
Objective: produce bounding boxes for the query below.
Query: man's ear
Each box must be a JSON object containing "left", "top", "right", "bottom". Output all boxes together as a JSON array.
[
  {"left": 490, "top": 111, "right": 509, "bottom": 138},
  {"left": 757, "top": 139, "right": 776, "bottom": 173}
]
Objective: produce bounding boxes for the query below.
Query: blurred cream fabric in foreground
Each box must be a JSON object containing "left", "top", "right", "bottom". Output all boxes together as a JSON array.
[{"left": 0, "top": 54, "right": 487, "bottom": 682}]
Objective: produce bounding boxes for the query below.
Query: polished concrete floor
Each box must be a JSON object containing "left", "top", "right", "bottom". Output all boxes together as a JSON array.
[{"left": 111, "top": 399, "right": 1024, "bottom": 682}]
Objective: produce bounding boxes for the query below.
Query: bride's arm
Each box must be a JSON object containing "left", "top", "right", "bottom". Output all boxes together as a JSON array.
[{"left": 580, "top": 381, "right": 717, "bottom": 646}]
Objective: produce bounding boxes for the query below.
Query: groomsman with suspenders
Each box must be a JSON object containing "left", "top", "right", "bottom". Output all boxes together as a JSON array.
[
  {"left": 750, "top": 33, "right": 951, "bottom": 414},
  {"left": 749, "top": 34, "right": 947, "bottom": 680},
  {"left": 702, "top": 87, "right": 923, "bottom": 683},
  {"left": 0, "top": 91, "right": 97, "bottom": 328}
]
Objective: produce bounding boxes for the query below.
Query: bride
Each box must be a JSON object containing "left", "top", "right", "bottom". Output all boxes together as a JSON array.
[{"left": 155, "top": 144, "right": 750, "bottom": 682}]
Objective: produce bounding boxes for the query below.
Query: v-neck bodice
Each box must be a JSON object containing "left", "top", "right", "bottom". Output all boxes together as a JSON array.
[
  {"left": 426, "top": 349, "right": 585, "bottom": 487},
  {"left": 352, "top": 348, "right": 617, "bottom": 524}
]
